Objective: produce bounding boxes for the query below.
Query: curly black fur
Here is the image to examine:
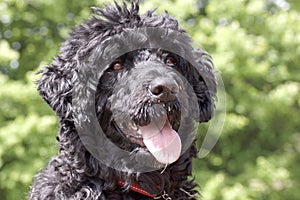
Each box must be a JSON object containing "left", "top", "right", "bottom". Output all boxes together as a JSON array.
[{"left": 29, "top": 1, "right": 216, "bottom": 199}]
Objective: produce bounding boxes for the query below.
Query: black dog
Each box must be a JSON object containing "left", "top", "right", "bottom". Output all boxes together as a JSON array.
[{"left": 29, "top": 1, "right": 216, "bottom": 199}]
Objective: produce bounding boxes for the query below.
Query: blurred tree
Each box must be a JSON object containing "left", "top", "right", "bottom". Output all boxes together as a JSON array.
[
  {"left": 0, "top": 0, "right": 110, "bottom": 199},
  {"left": 187, "top": 0, "right": 300, "bottom": 199},
  {"left": 0, "top": 0, "right": 299, "bottom": 199},
  {"left": 0, "top": 73, "right": 57, "bottom": 200},
  {"left": 0, "top": 0, "right": 112, "bottom": 80}
]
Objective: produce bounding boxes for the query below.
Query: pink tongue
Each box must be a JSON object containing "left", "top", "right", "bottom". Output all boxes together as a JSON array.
[{"left": 140, "top": 116, "right": 182, "bottom": 164}]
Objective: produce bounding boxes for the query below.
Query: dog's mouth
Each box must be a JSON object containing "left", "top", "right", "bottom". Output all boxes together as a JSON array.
[{"left": 122, "top": 103, "right": 182, "bottom": 164}]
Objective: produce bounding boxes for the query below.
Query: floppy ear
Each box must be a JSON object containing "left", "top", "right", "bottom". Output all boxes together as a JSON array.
[
  {"left": 191, "top": 49, "right": 217, "bottom": 122},
  {"left": 37, "top": 57, "right": 76, "bottom": 120}
]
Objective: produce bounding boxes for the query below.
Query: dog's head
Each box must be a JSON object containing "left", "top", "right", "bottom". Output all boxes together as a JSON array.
[
  {"left": 37, "top": 2, "right": 216, "bottom": 170},
  {"left": 95, "top": 46, "right": 215, "bottom": 166}
]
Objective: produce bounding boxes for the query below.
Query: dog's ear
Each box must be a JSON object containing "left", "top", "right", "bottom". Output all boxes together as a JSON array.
[
  {"left": 191, "top": 49, "right": 217, "bottom": 122},
  {"left": 37, "top": 58, "right": 75, "bottom": 120}
]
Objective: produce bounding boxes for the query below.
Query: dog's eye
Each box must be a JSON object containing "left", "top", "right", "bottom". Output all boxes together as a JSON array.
[
  {"left": 112, "top": 61, "right": 124, "bottom": 71},
  {"left": 166, "top": 56, "right": 176, "bottom": 66}
]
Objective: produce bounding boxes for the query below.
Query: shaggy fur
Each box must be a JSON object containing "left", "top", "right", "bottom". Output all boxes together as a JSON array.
[{"left": 29, "top": 1, "right": 216, "bottom": 199}]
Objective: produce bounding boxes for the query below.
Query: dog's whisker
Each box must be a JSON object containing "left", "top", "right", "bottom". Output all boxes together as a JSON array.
[{"left": 160, "top": 163, "right": 168, "bottom": 174}]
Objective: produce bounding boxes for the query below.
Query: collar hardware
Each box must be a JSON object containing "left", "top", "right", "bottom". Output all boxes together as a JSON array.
[{"left": 118, "top": 180, "right": 172, "bottom": 199}]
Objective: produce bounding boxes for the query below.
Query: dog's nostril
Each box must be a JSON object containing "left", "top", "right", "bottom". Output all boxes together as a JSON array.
[{"left": 150, "top": 85, "right": 165, "bottom": 96}]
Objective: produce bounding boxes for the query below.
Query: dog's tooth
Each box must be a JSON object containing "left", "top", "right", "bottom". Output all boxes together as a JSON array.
[
  {"left": 137, "top": 129, "right": 142, "bottom": 135},
  {"left": 179, "top": 85, "right": 182, "bottom": 90},
  {"left": 129, "top": 121, "right": 138, "bottom": 131},
  {"left": 168, "top": 106, "right": 171, "bottom": 112},
  {"left": 162, "top": 103, "right": 166, "bottom": 108}
]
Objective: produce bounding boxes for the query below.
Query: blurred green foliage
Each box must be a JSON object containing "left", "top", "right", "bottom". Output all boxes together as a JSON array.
[{"left": 0, "top": 0, "right": 299, "bottom": 199}]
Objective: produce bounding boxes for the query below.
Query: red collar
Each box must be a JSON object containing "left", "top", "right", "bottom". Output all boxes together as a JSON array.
[{"left": 118, "top": 179, "right": 157, "bottom": 199}]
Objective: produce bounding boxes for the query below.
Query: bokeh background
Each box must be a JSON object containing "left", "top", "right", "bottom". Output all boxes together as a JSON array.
[{"left": 0, "top": 0, "right": 300, "bottom": 199}]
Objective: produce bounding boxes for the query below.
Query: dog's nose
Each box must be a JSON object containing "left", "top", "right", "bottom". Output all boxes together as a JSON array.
[{"left": 149, "top": 79, "right": 179, "bottom": 102}]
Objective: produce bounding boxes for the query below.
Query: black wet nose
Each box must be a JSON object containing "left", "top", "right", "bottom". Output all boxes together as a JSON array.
[{"left": 149, "top": 79, "right": 179, "bottom": 102}]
